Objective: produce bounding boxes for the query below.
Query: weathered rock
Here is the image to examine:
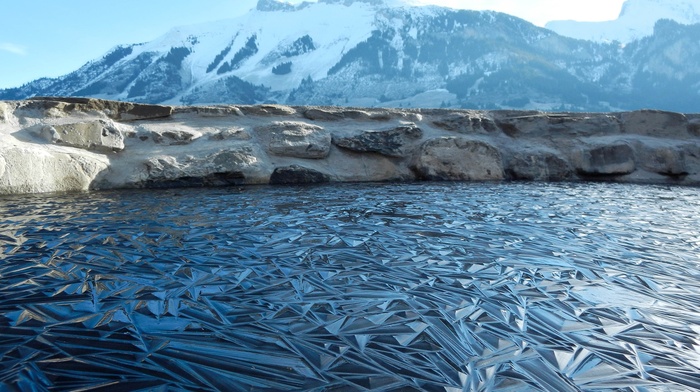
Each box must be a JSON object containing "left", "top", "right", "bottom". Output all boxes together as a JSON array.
[
  {"left": 269, "top": 165, "right": 330, "bottom": 185},
  {"left": 638, "top": 145, "right": 688, "bottom": 177},
  {"left": 494, "top": 112, "right": 621, "bottom": 137},
  {"left": 0, "top": 102, "right": 9, "bottom": 123},
  {"left": 507, "top": 152, "right": 573, "bottom": 181},
  {"left": 258, "top": 121, "right": 331, "bottom": 159},
  {"left": 432, "top": 113, "right": 498, "bottom": 134},
  {"left": 141, "top": 147, "right": 262, "bottom": 188},
  {"left": 681, "top": 144, "right": 700, "bottom": 174},
  {"left": 304, "top": 108, "right": 346, "bottom": 122},
  {"left": 29, "top": 97, "right": 173, "bottom": 121},
  {"left": 209, "top": 128, "right": 251, "bottom": 141},
  {"left": 573, "top": 143, "right": 636, "bottom": 176},
  {"left": 0, "top": 146, "right": 108, "bottom": 194},
  {"left": 150, "top": 129, "right": 202, "bottom": 145},
  {"left": 413, "top": 137, "right": 504, "bottom": 181},
  {"left": 344, "top": 110, "right": 392, "bottom": 122},
  {"left": 333, "top": 124, "right": 423, "bottom": 157},
  {"left": 185, "top": 106, "right": 244, "bottom": 117},
  {"left": 239, "top": 105, "right": 297, "bottom": 116},
  {"left": 688, "top": 118, "right": 700, "bottom": 137},
  {"left": 39, "top": 120, "right": 124, "bottom": 153},
  {"left": 304, "top": 107, "right": 396, "bottom": 122},
  {"left": 3, "top": 98, "right": 700, "bottom": 195},
  {"left": 619, "top": 110, "right": 688, "bottom": 137}
]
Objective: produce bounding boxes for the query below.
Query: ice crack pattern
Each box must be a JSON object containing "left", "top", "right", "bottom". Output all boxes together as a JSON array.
[{"left": 1, "top": 183, "right": 700, "bottom": 391}]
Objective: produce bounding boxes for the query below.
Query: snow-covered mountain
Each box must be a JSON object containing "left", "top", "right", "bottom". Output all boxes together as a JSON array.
[
  {"left": 546, "top": 0, "right": 700, "bottom": 43},
  {"left": 3, "top": 0, "right": 700, "bottom": 112}
]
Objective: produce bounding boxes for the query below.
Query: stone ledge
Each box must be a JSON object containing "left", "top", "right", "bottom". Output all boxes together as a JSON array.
[{"left": 1, "top": 98, "right": 699, "bottom": 194}]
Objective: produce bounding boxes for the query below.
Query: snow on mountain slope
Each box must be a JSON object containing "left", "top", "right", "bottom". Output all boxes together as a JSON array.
[
  {"left": 105, "top": 0, "right": 440, "bottom": 104},
  {"left": 4, "top": 0, "right": 700, "bottom": 112},
  {"left": 546, "top": 0, "right": 700, "bottom": 43}
]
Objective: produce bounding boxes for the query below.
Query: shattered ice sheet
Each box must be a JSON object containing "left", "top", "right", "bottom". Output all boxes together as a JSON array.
[{"left": 1, "top": 182, "right": 699, "bottom": 391}]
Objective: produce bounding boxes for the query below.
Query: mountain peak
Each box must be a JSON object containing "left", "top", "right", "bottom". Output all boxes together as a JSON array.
[
  {"left": 256, "top": 0, "right": 409, "bottom": 12},
  {"left": 546, "top": 0, "right": 700, "bottom": 43},
  {"left": 256, "top": 0, "right": 297, "bottom": 12}
]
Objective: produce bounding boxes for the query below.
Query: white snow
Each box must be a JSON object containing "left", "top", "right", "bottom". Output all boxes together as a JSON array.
[{"left": 546, "top": 0, "right": 700, "bottom": 43}]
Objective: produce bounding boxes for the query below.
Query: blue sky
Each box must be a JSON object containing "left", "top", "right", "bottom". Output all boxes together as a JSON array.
[{"left": 0, "top": 0, "right": 625, "bottom": 89}]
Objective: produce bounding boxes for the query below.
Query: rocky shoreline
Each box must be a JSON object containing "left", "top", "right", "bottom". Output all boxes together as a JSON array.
[{"left": 0, "top": 97, "right": 698, "bottom": 195}]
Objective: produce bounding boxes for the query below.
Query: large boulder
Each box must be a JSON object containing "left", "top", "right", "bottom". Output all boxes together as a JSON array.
[
  {"left": 637, "top": 144, "right": 688, "bottom": 177},
  {"left": 507, "top": 151, "right": 573, "bottom": 181},
  {"left": 619, "top": 110, "right": 688, "bottom": 137},
  {"left": 0, "top": 146, "right": 108, "bottom": 194},
  {"left": 139, "top": 147, "right": 266, "bottom": 188},
  {"left": 573, "top": 143, "right": 636, "bottom": 176},
  {"left": 258, "top": 121, "right": 331, "bottom": 159},
  {"left": 269, "top": 165, "right": 330, "bottom": 185},
  {"left": 39, "top": 120, "right": 124, "bottom": 153},
  {"left": 412, "top": 137, "right": 504, "bottom": 181},
  {"left": 333, "top": 124, "right": 423, "bottom": 157}
]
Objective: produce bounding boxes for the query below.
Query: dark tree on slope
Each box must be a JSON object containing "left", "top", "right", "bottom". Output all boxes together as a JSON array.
[{"left": 128, "top": 47, "right": 192, "bottom": 102}]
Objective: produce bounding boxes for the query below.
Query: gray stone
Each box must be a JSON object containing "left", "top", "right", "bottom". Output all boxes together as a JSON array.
[
  {"left": 259, "top": 121, "right": 331, "bottom": 159},
  {"left": 304, "top": 108, "right": 346, "bottom": 121},
  {"left": 333, "top": 124, "right": 423, "bottom": 157},
  {"left": 688, "top": 118, "right": 700, "bottom": 137},
  {"left": 209, "top": 128, "right": 251, "bottom": 141},
  {"left": 432, "top": 113, "right": 498, "bottom": 134},
  {"left": 494, "top": 112, "right": 621, "bottom": 137},
  {"left": 344, "top": 110, "right": 392, "bottom": 121},
  {"left": 619, "top": 110, "right": 688, "bottom": 137},
  {"left": 574, "top": 143, "right": 636, "bottom": 176},
  {"left": 269, "top": 165, "right": 330, "bottom": 185},
  {"left": 40, "top": 120, "right": 124, "bottom": 153},
  {"left": 141, "top": 148, "right": 259, "bottom": 188},
  {"left": 507, "top": 152, "right": 573, "bottom": 181},
  {"left": 303, "top": 108, "right": 390, "bottom": 122},
  {"left": 412, "top": 137, "right": 504, "bottom": 181},
  {"left": 0, "top": 102, "right": 8, "bottom": 123},
  {"left": 179, "top": 106, "right": 244, "bottom": 117},
  {"left": 0, "top": 146, "right": 108, "bottom": 194},
  {"left": 638, "top": 145, "right": 687, "bottom": 177},
  {"left": 240, "top": 105, "right": 297, "bottom": 116},
  {"left": 151, "top": 129, "right": 201, "bottom": 145},
  {"left": 29, "top": 97, "right": 173, "bottom": 121}
]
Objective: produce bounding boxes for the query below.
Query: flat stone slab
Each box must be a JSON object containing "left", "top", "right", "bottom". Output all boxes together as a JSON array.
[{"left": 40, "top": 120, "right": 124, "bottom": 153}]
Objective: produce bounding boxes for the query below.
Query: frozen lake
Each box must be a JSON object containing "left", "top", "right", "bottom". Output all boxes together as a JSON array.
[{"left": 1, "top": 183, "right": 699, "bottom": 391}]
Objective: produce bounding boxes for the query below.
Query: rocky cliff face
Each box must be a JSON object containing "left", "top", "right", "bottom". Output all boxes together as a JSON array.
[{"left": 0, "top": 97, "right": 698, "bottom": 195}]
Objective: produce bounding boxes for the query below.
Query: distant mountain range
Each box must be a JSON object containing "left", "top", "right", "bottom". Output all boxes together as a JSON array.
[
  {"left": 547, "top": 0, "right": 700, "bottom": 43},
  {"left": 2, "top": 0, "right": 700, "bottom": 112}
]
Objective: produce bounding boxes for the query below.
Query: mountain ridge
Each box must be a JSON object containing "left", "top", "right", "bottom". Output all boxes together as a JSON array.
[
  {"left": 2, "top": 0, "right": 700, "bottom": 112},
  {"left": 546, "top": 0, "right": 700, "bottom": 43}
]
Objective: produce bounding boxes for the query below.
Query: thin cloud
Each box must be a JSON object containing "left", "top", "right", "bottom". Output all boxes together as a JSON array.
[{"left": 0, "top": 43, "right": 27, "bottom": 56}]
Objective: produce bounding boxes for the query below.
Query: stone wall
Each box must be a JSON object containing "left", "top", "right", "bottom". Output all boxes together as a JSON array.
[{"left": 0, "top": 97, "right": 698, "bottom": 194}]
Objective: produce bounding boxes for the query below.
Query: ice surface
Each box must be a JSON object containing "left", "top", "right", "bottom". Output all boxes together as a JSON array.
[{"left": 1, "top": 182, "right": 700, "bottom": 390}]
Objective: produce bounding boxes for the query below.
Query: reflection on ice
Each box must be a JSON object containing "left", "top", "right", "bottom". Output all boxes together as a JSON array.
[{"left": 1, "top": 182, "right": 699, "bottom": 390}]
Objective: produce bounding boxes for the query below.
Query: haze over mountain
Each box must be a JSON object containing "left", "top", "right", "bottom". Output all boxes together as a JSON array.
[
  {"left": 547, "top": 0, "right": 700, "bottom": 43},
  {"left": 2, "top": 0, "right": 700, "bottom": 112}
]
